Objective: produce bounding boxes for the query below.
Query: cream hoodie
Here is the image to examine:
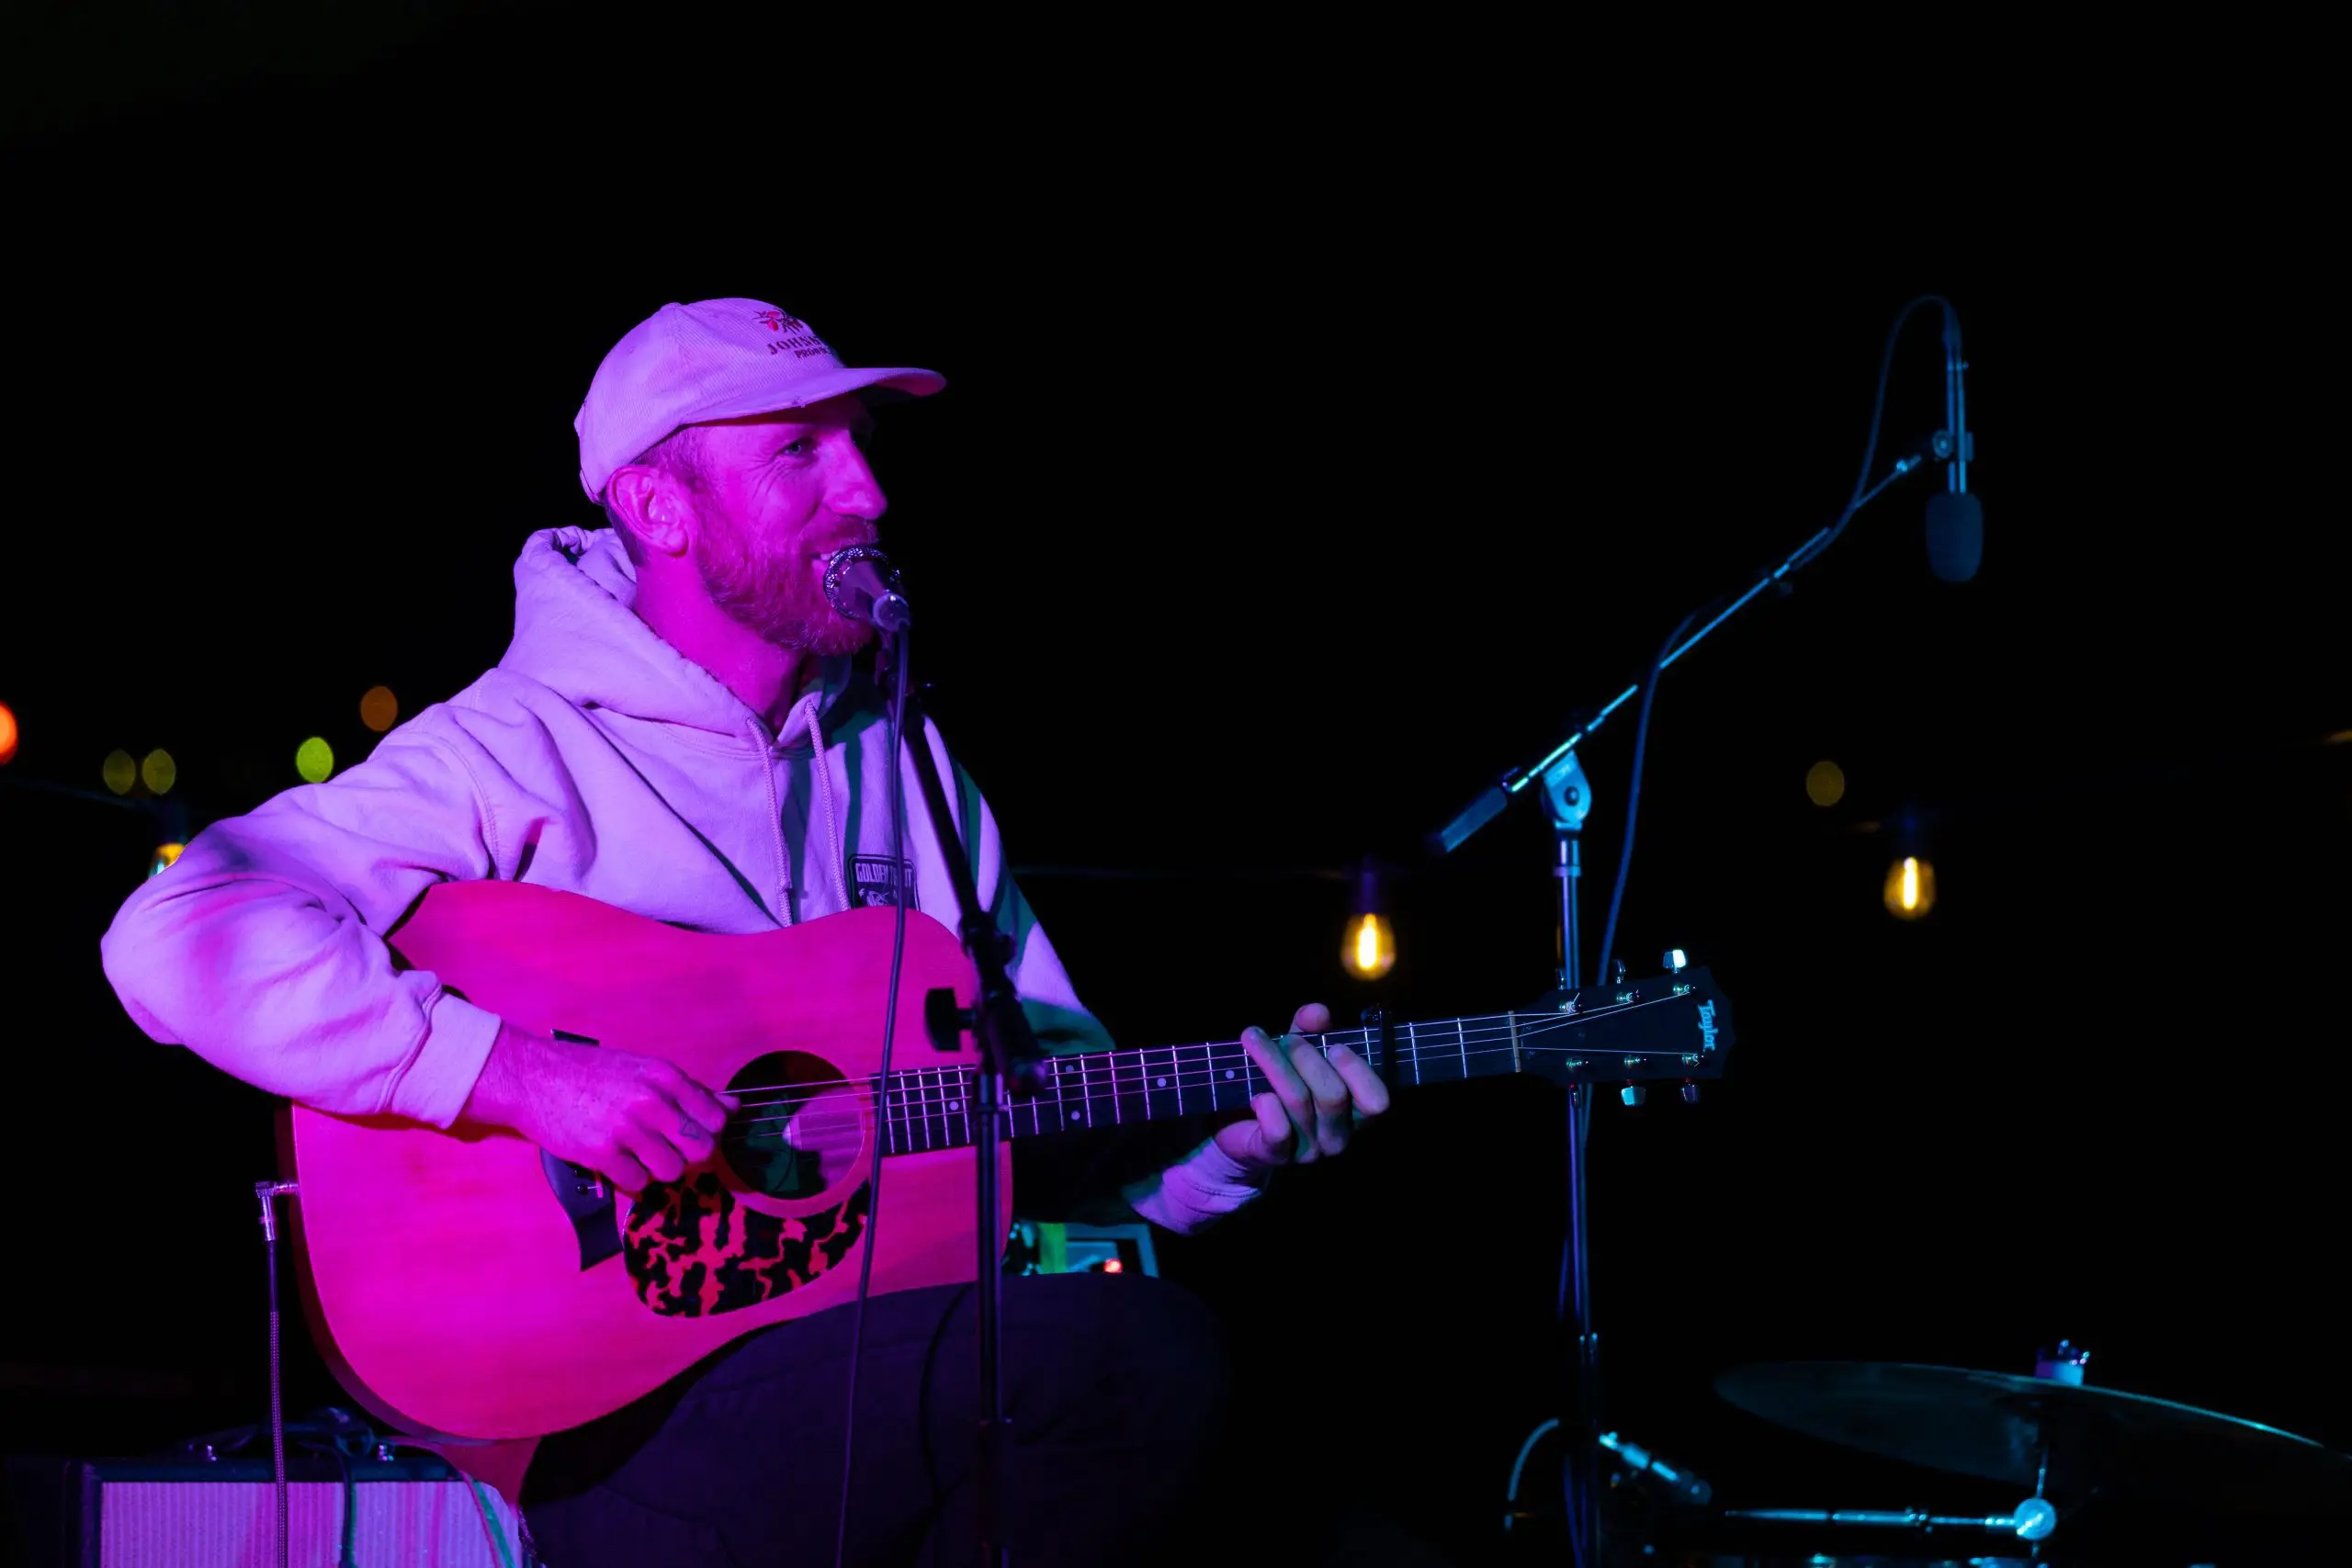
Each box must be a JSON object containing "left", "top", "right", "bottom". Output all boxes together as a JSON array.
[{"left": 98, "top": 525, "right": 1109, "bottom": 1130}]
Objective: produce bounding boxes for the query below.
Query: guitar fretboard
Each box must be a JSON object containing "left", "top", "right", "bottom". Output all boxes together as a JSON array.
[{"left": 869, "top": 1009, "right": 1587, "bottom": 1155}]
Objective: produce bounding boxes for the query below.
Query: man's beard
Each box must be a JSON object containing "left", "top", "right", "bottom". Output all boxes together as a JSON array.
[{"left": 694, "top": 513, "right": 871, "bottom": 657}]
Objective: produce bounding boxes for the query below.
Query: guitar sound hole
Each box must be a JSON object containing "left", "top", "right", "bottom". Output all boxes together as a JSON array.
[{"left": 720, "top": 1051, "right": 865, "bottom": 1200}]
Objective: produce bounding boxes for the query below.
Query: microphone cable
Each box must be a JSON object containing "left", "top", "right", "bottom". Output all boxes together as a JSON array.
[
  {"left": 1823, "top": 294, "right": 1952, "bottom": 552},
  {"left": 832, "top": 631, "right": 917, "bottom": 1568}
]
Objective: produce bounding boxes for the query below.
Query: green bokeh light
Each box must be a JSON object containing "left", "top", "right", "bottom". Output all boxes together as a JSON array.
[{"left": 295, "top": 736, "right": 334, "bottom": 784}]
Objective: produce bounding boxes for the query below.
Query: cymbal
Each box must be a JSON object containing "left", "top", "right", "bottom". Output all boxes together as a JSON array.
[{"left": 1716, "top": 1361, "right": 2352, "bottom": 1515}]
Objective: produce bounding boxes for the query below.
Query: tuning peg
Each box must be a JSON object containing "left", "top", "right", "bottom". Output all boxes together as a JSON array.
[
  {"left": 1662, "top": 948, "right": 1687, "bottom": 974},
  {"left": 1679, "top": 1081, "right": 1701, "bottom": 1105},
  {"left": 1611, "top": 959, "right": 1629, "bottom": 986},
  {"left": 1620, "top": 1084, "right": 1646, "bottom": 1107}
]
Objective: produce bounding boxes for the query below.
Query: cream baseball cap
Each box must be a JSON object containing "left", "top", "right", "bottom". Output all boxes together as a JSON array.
[{"left": 574, "top": 298, "right": 944, "bottom": 502}]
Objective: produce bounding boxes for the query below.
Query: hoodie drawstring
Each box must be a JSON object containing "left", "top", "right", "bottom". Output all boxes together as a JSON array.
[
  {"left": 756, "top": 719, "right": 793, "bottom": 926},
  {"left": 776, "top": 687, "right": 851, "bottom": 919}
]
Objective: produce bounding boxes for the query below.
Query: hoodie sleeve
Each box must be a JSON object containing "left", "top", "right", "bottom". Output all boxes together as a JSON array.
[{"left": 98, "top": 723, "right": 504, "bottom": 1127}]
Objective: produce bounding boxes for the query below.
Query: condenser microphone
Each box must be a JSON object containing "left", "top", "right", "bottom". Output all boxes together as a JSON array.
[
  {"left": 1925, "top": 303, "right": 1983, "bottom": 583},
  {"left": 823, "top": 546, "right": 911, "bottom": 632}
]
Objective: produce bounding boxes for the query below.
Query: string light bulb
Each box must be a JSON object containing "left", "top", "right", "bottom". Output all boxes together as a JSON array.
[
  {"left": 1883, "top": 854, "right": 1937, "bottom": 919},
  {"left": 1341, "top": 856, "right": 1396, "bottom": 981}
]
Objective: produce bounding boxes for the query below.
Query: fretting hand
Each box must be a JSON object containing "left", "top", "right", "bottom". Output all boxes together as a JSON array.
[
  {"left": 461, "top": 1020, "right": 740, "bottom": 1193},
  {"left": 1211, "top": 1002, "right": 1391, "bottom": 1176}
]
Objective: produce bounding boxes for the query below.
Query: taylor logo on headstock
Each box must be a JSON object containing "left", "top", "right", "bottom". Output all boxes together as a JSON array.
[{"left": 1698, "top": 1000, "right": 1719, "bottom": 1053}]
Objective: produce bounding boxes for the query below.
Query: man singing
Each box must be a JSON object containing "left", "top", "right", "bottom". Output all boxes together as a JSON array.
[{"left": 101, "top": 298, "right": 1390, "bottom": 1565}]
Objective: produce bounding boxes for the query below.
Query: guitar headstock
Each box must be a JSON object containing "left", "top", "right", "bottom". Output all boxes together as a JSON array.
[{"left": 1510, "top": 965, "right": 1734, "bottom": 1088}]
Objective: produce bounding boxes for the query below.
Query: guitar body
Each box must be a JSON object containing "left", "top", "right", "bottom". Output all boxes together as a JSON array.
[{"left": 282, "top": 881, "right": 999, "bottom": 1455}]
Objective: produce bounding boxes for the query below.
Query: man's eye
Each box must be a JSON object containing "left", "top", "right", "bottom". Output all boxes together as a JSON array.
[{"left": 777, "top": 439, "right": 812, "bottom": 457}]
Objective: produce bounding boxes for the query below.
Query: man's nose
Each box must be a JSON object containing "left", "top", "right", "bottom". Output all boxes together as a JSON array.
[{"left": 827, "top": 445, "right": 888, "bottom": 521}]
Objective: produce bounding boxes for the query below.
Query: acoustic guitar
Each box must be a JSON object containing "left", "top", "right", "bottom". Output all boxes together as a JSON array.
[{"left": 280, "top": 879, "right": 1733, "bottom": 1491}]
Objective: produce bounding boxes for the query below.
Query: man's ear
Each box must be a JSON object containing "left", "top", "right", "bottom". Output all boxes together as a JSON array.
[{"left": 607, "top": 465, "right": 693, "bottom": 558}]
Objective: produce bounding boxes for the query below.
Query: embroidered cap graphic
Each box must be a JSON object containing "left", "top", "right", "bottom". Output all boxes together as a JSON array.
[{"left": 752, "top": 309, "right": 808, "bottom": 333}]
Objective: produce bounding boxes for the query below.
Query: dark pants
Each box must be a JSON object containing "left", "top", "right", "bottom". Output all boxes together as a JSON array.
[{"left": 522, "top": 1272, "right": 1228, "bottom": 1568}]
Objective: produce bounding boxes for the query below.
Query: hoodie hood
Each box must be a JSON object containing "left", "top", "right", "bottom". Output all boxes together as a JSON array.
[{"left": 500, "top": 525, "right": 781, "bottom": 746}]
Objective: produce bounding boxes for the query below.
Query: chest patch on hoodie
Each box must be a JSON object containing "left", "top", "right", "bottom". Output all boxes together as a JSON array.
[{"left": 850, "top": 853, "right": 920, "bottom": 909}]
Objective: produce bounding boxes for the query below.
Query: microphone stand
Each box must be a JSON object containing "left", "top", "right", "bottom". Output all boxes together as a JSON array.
[
  {"left": 1426, "top": 445, "right": 1936, "bottom": 1568},
  {"left": 884, "top": 625, "right": 1042, "bottom": 1568}
]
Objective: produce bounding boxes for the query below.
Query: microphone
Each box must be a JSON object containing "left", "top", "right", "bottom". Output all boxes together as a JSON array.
[
  {"left": 1925, "top": 303, "right": 1983, "bottom": 583},
  {"left": 823, "top": 546, "right": 910, "bottom": 633}
]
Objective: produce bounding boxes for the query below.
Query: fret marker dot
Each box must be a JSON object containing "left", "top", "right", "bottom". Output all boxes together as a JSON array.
[
  {"left": 1225, "top": 1069, "right": 1235, "bottom": 1079},
  {"left": 1156, "top": 1077, "right": 1168, "bottom": 1088}
]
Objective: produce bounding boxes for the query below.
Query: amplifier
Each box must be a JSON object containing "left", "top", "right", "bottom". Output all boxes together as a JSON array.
[{"left": 15, "top": 1453, "right": 526, "bottom": 1567}]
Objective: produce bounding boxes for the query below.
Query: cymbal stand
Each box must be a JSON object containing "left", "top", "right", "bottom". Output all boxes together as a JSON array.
[{"left": 1720, "top": 1495, "right": 2058, "bottom": 1550}]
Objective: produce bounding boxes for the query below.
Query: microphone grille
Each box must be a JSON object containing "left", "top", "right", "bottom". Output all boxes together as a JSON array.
[{"left": 1925, "top": 491, "right": 1984, "bottom": 583}]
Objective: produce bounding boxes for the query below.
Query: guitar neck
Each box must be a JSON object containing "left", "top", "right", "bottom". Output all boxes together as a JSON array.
[
  {"left": 869, "top": 986, "right": 1713, "bottom": 1155},
  {"left": 874, "top": 1016, "right": 1487, "bottom": 1154}
]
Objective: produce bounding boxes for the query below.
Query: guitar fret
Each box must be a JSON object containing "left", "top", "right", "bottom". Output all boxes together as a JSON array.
[
  {"left": 1213, "top": 1043, "right": 1244, "bottom": 1112},
  {"left": 1454, "top": 1019, "right": 1468, "bottom": 1080},
  {"left": 1508, "top": 1011, "right": 1521, "bottom": 1074},
  {"left": 1407, "top": 1021, "right": 1421, "bottom": 1085}
]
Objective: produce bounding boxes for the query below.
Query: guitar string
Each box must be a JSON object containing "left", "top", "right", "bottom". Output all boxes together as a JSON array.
[
  {"left": 720, "top": 1032, "right": 1712, "bottom": 1142},
  {"left": 719, "top": 1054, "right": 1707, "bottom": 1146},
  {"left": 719, "top": 1034, "right": 1681, "bottom": 1132},
  {"left": 714, "top": 1012, "right": 1702, "bottom": 1136},
  {"left": 707, "top": 995, "right": 1697, "bottom": 1107}
]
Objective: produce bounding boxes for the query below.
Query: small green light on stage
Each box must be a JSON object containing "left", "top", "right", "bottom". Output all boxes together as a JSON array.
[
  {"left": 296, "top": 736, "right": 335, "bottom": 784},
  {"left": 1805, "top": 759, "right": 1846, "bottom": 807},
  {"left": 102, "top": 749, "right": 137, "bottom": 795},
  {"left": 141, "top": 749, "right": 176, "bottom": 795}
]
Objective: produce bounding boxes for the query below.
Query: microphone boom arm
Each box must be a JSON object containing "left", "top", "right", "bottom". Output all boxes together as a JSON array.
[{"left": 1427, "top": 444, "right": 1933, "bottom": 856}]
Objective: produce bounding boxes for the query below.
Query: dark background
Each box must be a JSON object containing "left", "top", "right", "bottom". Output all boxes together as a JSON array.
[{"left": 3, "top": 7, "right": 2346, "bottom": 1563}]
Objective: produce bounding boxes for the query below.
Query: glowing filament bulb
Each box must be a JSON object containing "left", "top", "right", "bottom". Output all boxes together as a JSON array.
[
  {"left": 1343, "top": 913, "right": 1396, "bottom": 980},
  {"left": 1883, "top": 854, "right": 1937, "bottom": 919}
]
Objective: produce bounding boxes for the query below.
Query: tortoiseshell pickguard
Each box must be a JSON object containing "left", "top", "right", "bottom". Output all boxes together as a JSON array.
[{"left": 622, "top": 1172, "right": 869, "bottom": 1318}]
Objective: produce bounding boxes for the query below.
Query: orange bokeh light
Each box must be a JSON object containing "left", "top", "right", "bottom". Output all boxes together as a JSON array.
[
  {"left": 360, "top": 685, "right": 400, "bottom": 733},
  {"left": 0, "top": 701, "right": 17, "bottom": 765}
]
